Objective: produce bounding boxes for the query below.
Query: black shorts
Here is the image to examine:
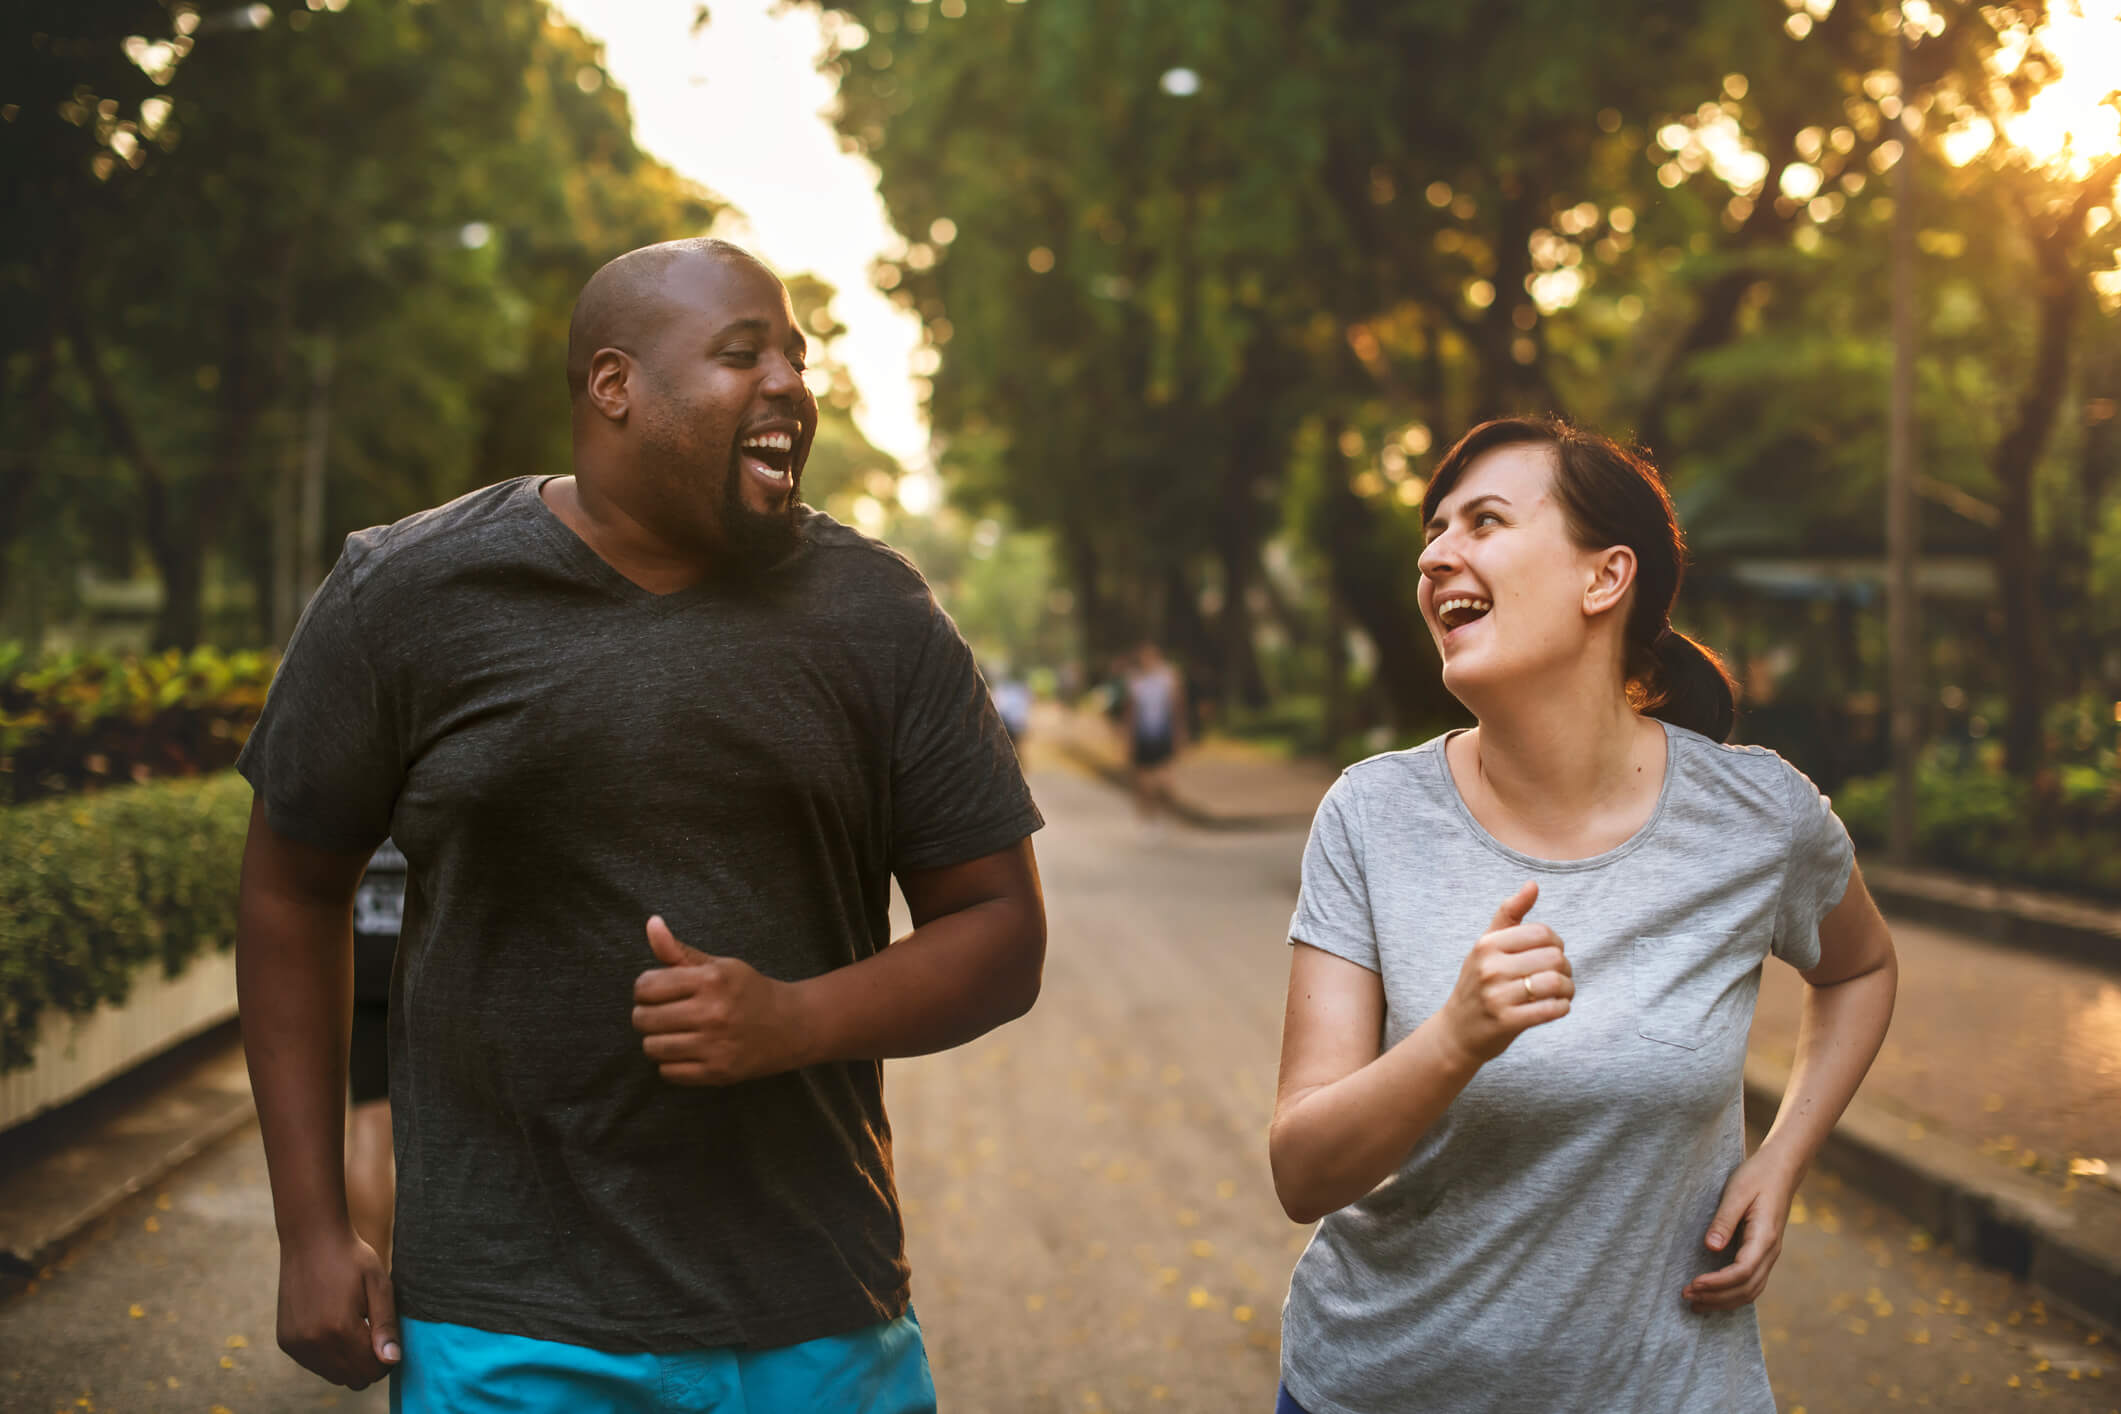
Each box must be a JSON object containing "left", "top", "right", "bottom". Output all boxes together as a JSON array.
[
  {"left": 349, "top": 999, "right": 390, "bottom": 1105},
  {"left": 1131, "top": 732, "right": 1175, "bottom": 769}
]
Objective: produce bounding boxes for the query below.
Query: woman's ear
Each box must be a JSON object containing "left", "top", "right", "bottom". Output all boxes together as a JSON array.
[{"left": 1584, "top": 545, "right": 1637, "bottom": 620}]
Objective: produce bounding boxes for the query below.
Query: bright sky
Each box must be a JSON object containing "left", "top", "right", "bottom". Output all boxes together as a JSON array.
[{"left": 548, "top": 0, "right": 928, "bottom": 472}]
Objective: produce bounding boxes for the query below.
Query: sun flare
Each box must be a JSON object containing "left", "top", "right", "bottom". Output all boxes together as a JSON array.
[{"left": 1999, "top": 1, "right": 2121, "bottom": 175}]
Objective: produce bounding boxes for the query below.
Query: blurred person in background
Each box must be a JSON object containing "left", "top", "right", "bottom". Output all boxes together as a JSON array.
[
  {"left": 989, "top": 665, "right": 1033, "bottom": 747},
  {"left": 344, "top": 839, "right": 405, "bottom": 1268},
  {"left": 1267, "top": 417, "right": 1896, "bottom": 1414},
  {"left": 235, "top": 238, "right": 1045, "bottom": 1411},
  {"left": 1123, "top": 640, "right": 1187, "bottom": 829}
]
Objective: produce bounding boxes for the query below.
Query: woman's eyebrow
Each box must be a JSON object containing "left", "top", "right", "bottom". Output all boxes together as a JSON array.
[{"left": 1426, "top": 493, "right": 1513, "bottom": 534}]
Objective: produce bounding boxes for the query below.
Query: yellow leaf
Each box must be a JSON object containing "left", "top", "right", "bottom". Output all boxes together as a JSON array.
[
  {"left": 143, "top": 1217, "right": 159, "bottom": 1232},
  {"left": 219, "top": 1357, "right": 234, "bottom": 1370},
  {"left": 127, "top": 1303, "right": 144, "bottom": 1318},
  {"left": 1190, "top": 1240, "right": 1215, "bottom": 1258},
  {"left": 225, "top": 1334, "right": 248, "bottom": 1348},
  {"left": 1026, "top": 1294, "right": 1045, "bottom": 1312},
  {"left": 1215, "top": 1179, "right": 1236, "bottom": 1199},
  {"left": 1233, "top": 1305, "right": 1254, "bottom": 1323},
  {"left": 1187, "top": 1286, "right": 1214, "bottom": 1310},
  {"left": 154, "top": 1193, "right": 172, "bottom": 1211}
]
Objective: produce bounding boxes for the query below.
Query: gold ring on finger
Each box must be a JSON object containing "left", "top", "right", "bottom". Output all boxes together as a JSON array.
[{"left": 1522, "top": 974, "right": 1537, "bottom": 1002}]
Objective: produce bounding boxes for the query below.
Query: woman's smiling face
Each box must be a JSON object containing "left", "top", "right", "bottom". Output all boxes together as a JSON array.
[{"left": 1417, "top": 442, "right": 1617, "bottom": 705}]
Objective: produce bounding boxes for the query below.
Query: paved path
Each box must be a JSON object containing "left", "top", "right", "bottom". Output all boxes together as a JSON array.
[{"left": 1, "top": 750, "right": 2114, "bottom": 1411}]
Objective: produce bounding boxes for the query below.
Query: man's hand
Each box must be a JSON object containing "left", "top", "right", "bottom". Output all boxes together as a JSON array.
[
  {"left": 632, "top": 916, "right": 814, "bottom": 1084},
  {"left": 276, "top": 1227, "right": 398, "bottom": 1389}
]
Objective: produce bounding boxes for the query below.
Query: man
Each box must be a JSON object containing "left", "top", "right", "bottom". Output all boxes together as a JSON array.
[{"left": 235, "top": 238, "right": 1046, "bottom": 1410}]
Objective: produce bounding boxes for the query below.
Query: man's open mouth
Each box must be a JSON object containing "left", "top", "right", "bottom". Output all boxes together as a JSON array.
[{"left": 738, "top": 429, "right": 796, "bottom": 486}]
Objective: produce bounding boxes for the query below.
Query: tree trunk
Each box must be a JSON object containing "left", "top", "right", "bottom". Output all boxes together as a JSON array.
[
  {"left": 1994, "top": 190, "right": 2107, "bottom": 772},
  {"left": 1993, "top": 297, "right": 2071, "bottom": 773},
  {"left": 0, "top": 331, "right": 58, "bottom": 609},
  {"left": 1316, "top": 416, "right": 1462, "bottom": 730}
]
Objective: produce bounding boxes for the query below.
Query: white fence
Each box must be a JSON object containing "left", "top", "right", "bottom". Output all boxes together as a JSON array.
[{"left": 0, "top": 948, "right": 239, "bottom": 1133}]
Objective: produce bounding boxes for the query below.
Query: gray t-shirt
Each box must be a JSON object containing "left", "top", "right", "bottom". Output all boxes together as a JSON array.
[
  {"left": 238, "top": 477, "right": 1042, "bottom": 1352},
  {"left": 1281, "top": 722, "right": 1854, "bottom": 1414}
]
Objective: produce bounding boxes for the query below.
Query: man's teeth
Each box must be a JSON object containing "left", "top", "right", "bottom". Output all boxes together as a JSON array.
[{"left": 742, "top": 431, "right": 794, "bottom": 452}]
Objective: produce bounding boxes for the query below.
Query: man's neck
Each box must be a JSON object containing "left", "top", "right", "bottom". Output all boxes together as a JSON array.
[{"left": 540, "top": 474, "right": 707, "bottom": 596}]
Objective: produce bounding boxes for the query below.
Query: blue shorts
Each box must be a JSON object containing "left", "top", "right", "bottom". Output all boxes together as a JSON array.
[{"left": 391, "top": 1310, "right": 936, "bottom": 1413}]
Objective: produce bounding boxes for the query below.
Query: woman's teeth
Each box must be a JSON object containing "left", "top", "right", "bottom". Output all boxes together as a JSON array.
[{"left": 1438, "top": 596, "right": 1492, "bottom": 629}]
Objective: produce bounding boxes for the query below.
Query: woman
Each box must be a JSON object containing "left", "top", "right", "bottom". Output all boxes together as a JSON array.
[{"left": 1269, "top": 417, "right": 1896, "bottom": 1413}]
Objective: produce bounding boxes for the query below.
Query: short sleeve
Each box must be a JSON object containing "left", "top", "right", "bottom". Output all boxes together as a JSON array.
[
  {"left": 888, "top": 593, "right": 1043, "bottom": 874},
  {"left": 1288, "top": 773, "right": 1379, "bottom": 973},
  {"left": 236, "top": 539, "right": 403, "bottom": 854},
  {"left": 1771, "top": 758, "right": 1856, "bottom": 971}
]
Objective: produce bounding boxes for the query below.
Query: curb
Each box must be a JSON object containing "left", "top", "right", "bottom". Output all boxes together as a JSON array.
[
  {"left": 1862, "top": 866, "right": 2121, "bottom": 978},
  {"left": 1, "top": 1096, "right": 256, "bottom": 1273},
  {"left": 1741, "top": 1057, "right": 2121, "bottom": 1336},
  {"left": 0, "top": 1026, "right": 256, "bottom": 1274}
]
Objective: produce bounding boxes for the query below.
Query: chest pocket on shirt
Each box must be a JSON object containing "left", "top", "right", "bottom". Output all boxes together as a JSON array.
[{"left": 1629, "top": 932, "right": 1750, "bottom": 1050}]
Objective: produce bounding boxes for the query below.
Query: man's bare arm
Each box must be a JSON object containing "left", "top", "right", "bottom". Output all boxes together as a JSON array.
[
  {"left": 632, "top": 839, "right": 1046, "bottom": 1082},
  {"left": 235, "top": 797, "right": 400, "bottom": 1387}
]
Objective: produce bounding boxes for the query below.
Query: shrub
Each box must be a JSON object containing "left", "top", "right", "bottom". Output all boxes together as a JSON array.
[
  {"left": 1837, "top": 742, "right": 2121, "bottom": 900},
  {"left": 0, "top": 772, "right": 251, "bottom": 1072},
  {"left": 0, "top": 645, "right": 276, "bottom": 804}
]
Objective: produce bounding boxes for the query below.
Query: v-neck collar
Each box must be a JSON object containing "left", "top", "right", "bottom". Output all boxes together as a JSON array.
[{"left": 521, "top": 476, "right": 807, "bottom": 612}]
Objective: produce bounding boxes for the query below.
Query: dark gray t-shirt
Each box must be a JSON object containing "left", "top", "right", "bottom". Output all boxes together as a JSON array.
[
  {"left": 1281, "top": 722, "right": 1854, "bottom": 1414},
  {"left": 238, "top": 477, "right": 1042, "bottom": 1351}
]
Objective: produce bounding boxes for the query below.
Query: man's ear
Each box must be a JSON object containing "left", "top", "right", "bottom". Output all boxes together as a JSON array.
[
  {"left": 587, "top": 348, "right": 634, "bottom": 423},
  {"left": 1584, "top": 545, "right": 1637, "bottom": 620}
]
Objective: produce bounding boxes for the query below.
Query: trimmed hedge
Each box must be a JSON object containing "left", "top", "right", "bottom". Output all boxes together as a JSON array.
[{"left": 0, "top": 772, "right": 251, "bottom": 1072}]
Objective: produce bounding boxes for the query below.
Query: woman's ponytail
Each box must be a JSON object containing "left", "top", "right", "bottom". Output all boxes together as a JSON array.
[{"left": 1641, "top": 627, "right": 1738, "bottom": 743}]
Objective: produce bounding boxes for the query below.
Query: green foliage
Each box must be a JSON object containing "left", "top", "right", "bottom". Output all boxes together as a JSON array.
[
  {"left": 0, "top": 773, "right": 251, "bottom": 1072},
  {"left": 0, "top": 646, "right": 274, "bottom": 804},
  {"left": 3, "top": 1, "right": 723, "bottom": 651},
  {"left": 1838, "top": 722, "right": 2121, "bottom": 898},
  {"left": 802, "top": 0, "right": 2121, "bottom": 765}
]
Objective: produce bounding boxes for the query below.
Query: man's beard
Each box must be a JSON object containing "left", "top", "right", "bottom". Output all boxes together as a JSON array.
[
  {"left": 712, "top": 441, "right": 801, "bottom": 580},
  {"left": 638, "top": 419, "right": 801, "bottom": 580}
]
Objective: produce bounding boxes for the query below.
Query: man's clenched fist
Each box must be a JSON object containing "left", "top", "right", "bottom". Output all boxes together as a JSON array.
[{"left": 631, "top": 916, "right": 815, "bottom": 1084}]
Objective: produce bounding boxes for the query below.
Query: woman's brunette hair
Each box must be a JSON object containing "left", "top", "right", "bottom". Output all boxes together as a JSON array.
[{"left": 1420, "top": 415, "right": 1738, "bottom": 742}]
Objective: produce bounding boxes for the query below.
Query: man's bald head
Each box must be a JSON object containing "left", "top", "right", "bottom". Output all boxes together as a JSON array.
[{"left": 566, "top": 238, "right": 772, "bottom": 400}]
